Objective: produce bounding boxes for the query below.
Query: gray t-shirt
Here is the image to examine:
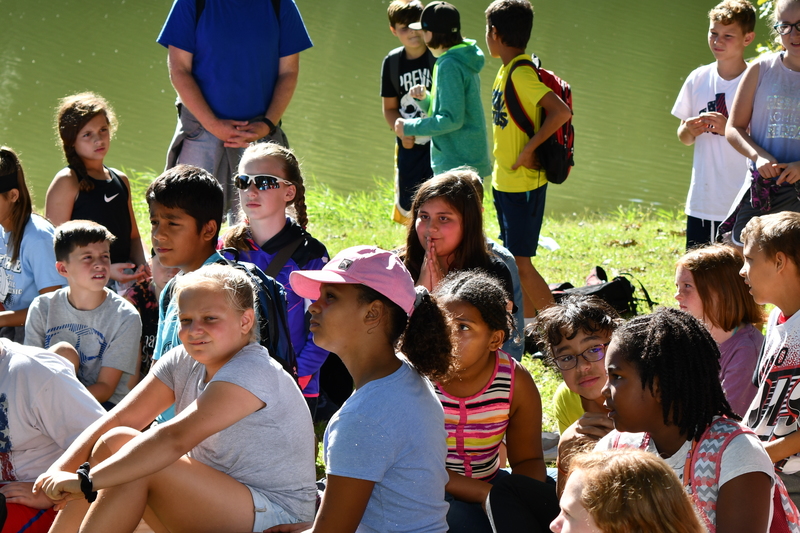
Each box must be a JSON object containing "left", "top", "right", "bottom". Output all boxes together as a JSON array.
[
  {"left": 153, "top": 343, "right": 317, "bottom": 521},
  {"left": 24, "top": 288, "right": 141, "bottom": 405}
]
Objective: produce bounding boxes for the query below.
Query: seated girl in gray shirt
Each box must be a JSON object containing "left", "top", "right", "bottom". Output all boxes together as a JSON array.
[{"left": 34, "top": 264, "right": 316, "bottom": 532}]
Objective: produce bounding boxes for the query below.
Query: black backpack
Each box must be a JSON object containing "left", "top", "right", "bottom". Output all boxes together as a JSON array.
[
  {"left": 160, "top": 251, "right": 299, "bottom": 382},
  {"left": 550, "top": 272, "right": 656, "bottom": 317}
]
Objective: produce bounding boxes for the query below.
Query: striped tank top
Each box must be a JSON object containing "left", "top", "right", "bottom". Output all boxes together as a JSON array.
[{"left": 435, "top": 349, "right": 516, "bottom": 480}]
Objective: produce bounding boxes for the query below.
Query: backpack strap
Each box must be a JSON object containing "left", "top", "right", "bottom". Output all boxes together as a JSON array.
[
  {"left": 388, "top": 46, "right": 404, "bottom": 100},
  {"left": 687, "top": 418, "right": 747, "bottom": 533},
  {"left": 263, "top": 236, "right": 304, "bottom": 279},
  {"left": 504, "top": 59, "right": 538, "bottom": 138},
  {"left": 619, "top": 272, "right": 657, "bottom": 311},
  {"left": 160, "top": 276, "right": 177, "bottom": 320},
  {"left": 389, "top": 47, "right": 436, "bottom": 105}
]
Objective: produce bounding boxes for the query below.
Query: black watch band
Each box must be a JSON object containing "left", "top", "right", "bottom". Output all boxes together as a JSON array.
[{"left": 76, "top": 462, "right": 98, "bottom": 503}]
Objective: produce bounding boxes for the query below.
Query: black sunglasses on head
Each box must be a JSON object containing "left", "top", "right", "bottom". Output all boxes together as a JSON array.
[{"left": 234, "top": 174, "right": 292, "bottom": 191}]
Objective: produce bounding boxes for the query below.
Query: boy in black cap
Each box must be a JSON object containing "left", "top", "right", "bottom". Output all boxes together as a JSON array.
[{"left": 393, "top": 1, "right": 492, "bottom": 179}]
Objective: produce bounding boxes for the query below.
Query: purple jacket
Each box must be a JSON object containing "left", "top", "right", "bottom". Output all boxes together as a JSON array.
[{"left": 224, "top": 218, "right": 330, "bottom": 396}]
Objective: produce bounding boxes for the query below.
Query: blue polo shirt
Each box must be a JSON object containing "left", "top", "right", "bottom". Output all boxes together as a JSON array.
[{"left": 157, "top": 0, "right": 313, "bottom": 120}]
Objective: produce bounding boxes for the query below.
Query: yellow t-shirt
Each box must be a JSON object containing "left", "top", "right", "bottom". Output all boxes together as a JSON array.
[
  {"left": 491, "top": 54, "right": 551, "bottom": 193},
  {"left": 553, "top": 381, "right": 584, "bottom": 434}
]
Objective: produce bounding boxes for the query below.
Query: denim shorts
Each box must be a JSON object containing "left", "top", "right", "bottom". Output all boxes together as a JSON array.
[
  {"left": 492, "top": 186, "right": 548, "bottom": 257},
  {"left": 246, "top": 484, "right": 303, "bottom": 531}
]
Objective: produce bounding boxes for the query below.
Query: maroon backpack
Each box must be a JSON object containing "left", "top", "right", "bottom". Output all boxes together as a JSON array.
[{"left": 504, "top": 54, "right": 574, "bottom": 184}]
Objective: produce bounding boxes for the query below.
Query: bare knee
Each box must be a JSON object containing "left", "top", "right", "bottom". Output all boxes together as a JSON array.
[
  {"left": 91, "top": 427, "right": 141, "bottom": 465},
  {"left": 51, "top": 341, "right": 80, "bottom": 373}
]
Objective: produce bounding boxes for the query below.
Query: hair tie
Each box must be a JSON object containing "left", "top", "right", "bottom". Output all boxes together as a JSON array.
[
  {"left": 411, "top": 286, "right": 429, "bottom": 316},
  {"left": 76, "top": 462, "right": 97, "bottom": 503}
]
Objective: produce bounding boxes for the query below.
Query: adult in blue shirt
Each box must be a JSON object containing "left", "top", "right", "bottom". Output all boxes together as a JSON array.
[{"left": 157, "top": 0, "right": 313, "bottom": 216}]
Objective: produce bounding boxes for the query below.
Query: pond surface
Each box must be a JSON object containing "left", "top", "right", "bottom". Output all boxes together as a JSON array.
[{"left": 0, "top": 0, "right": 773, "bottom": 215}]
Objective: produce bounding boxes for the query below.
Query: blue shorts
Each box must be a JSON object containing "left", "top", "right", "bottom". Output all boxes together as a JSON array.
[{"left": 492, "top": 186, "right": 547, "bottom": 257}]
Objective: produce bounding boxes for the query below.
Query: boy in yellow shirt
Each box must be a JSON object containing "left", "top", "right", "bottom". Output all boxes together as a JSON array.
[{"left": 485, "top": 0, "right": 570, "bottom": 323}]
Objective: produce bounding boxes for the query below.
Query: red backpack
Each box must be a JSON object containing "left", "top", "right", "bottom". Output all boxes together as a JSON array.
[{"left": 504, "top": 54, "right": 574, "bottom": 184}]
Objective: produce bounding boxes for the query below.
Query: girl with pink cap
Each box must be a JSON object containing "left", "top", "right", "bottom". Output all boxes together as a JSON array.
[{"left": 268, "top": 245, "right": 455, "bottom": 533}]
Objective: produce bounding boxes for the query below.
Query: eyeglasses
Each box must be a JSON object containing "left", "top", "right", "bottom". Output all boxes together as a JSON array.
[
  {"left": 774, "top": 21, "right": 800, "bottom": 35},
  {"left": 554, "top": 343, "right": 608, "bottom": 371},
  {"left": 234, "top": 174, "right": 292, "bottom": 191}
]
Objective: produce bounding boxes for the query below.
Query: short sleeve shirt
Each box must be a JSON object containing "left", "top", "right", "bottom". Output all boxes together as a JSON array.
[
  {"left": 157, "top": 0, "right": 313, "bottom": 120},
  {"left": 491, "top": 55, "right": 551, "bottom": 193}
]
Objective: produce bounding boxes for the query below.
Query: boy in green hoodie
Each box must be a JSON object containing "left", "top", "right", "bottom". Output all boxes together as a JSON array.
[{"left": 394, "top": 1, "right": 492, "bottom": 178}]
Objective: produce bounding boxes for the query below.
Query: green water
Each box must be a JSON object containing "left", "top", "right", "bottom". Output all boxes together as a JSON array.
[{"left": 0, "top": 0, "right": 773, "bottom": 214}]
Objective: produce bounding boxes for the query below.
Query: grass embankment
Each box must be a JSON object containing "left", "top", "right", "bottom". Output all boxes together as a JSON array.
[{"left": 128, "top": 171, "right": 687, "bottom": 433}]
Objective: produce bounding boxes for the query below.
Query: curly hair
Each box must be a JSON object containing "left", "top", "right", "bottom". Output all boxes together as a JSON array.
[
  {"left": 356, "top": 284, "right": 454, "bottom": 382},
  {"left": 434, "top": 269, "right": 513, "bottom": 346},
  {"left": 223, "top": 143, "right": 309, "bottom": 250},
  {"left": 676, "top": 244, "right": 766, "bottom": 331},
  {"left": 709, "top": 0, "right": 756, "bottom": 33},
  {"left": 569, "top": 450, "right": 705, "bottom": 533},
  {"left": 55, "top": 92, "right": 117, "bottom": 193},
  {"left": 399, "top": 167, "right": 489, "bottom": 282},
  {"left": 611, "top": 307, "right": 739, "bottom": 441},
  {"left": 0, "top": 147, "right": 33, "bottom": 264},
  {"left": 529, "top": 295, "right": 621, "bottom": 367}
]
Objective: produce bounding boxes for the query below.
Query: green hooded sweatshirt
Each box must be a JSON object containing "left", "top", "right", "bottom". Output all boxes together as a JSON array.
[{"left": 403, "top": 39, "right": 492, "bottom": 178}]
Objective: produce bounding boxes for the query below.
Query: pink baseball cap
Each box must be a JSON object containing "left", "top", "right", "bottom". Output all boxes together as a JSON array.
[{"left": 290, "top": 245, "right": 416, "bottom": 315}]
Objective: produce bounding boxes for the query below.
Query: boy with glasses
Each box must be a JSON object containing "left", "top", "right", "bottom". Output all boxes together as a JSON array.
[
  {"left": 530, "top": 295, "right": 621, "bottom": 494},
  {"left": 671, "top": 0, "right": 756, "bottom": 250}
]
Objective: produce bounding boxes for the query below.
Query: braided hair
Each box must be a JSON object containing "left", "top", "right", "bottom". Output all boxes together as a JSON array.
[
  {"left": 612, "top": 307, "right": 739, "bottom": 442},
  {"left": 224, "top": 143, "right": 308, "bottom": 250}
]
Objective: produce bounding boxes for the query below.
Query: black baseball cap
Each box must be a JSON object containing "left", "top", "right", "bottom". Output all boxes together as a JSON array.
[{"left": 409, "top": 1, "right": 460, "bottom": 33}]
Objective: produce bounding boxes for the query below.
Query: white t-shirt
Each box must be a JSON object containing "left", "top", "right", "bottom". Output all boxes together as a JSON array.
[
  {"left": 0, "top": 339, "right": 104, "bottom": 482},
  {"left": 596, "top": 422, "right": 775, "bottom": 531},
  {"left": 672, "top": 62, "right": 750, "bottom": 221},
  {"left": 596, "top": 428, "right": 774, "bottom": 486}
]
